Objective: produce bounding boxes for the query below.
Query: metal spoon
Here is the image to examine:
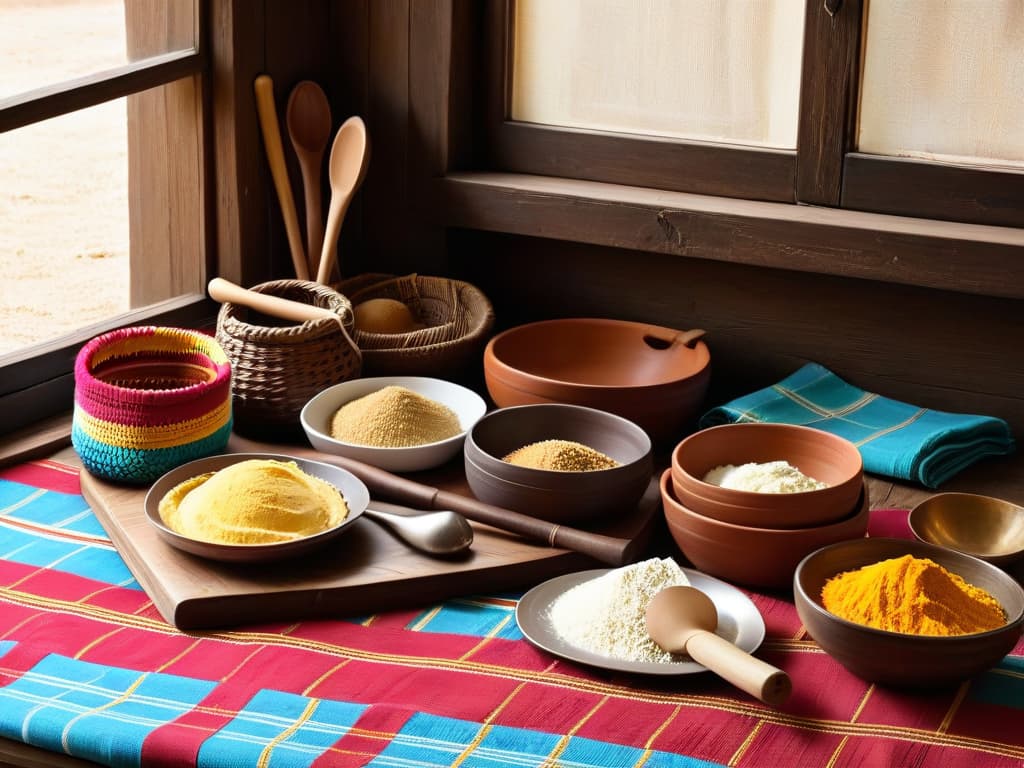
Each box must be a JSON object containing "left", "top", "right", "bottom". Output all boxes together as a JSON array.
[
  {"left": 286, "top": 80, "right": 332, "bottom": 277},
  {"left": 363, "top": 501, "right": 473, "bottom": 556},
  {"left": 646, "top": 586, "right": 791, "bottom": 706}
]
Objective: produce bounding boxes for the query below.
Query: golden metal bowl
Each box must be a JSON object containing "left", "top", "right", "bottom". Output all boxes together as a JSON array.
[{"left": 909, "top": 492, "right": 1024, "bottom": 567}]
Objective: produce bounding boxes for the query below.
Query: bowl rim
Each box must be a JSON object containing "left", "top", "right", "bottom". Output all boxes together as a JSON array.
[
  {"left": 466, "top": 402, "right": 653, "bottom": 474},
  {"left": 484, "top": 318, "right": 710, "bottom": 392},
  {"left": 671, "top": 422, "right": 864, "bottom": 500},
  {"left": 793, "top": 536, "right": 1024, "bottom": 641},
  {"left": 907, "top": 491, "right": 1024, "bottom": 563},
  {"left": 661, "top": 468, "right": 869, "bottom": 534},
  {"left": 300, "top": 375, "right": 488, "bottom": 453}
]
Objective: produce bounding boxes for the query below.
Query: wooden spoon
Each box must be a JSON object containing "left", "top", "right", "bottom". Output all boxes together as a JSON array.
[
  {"left": 253, "top": 74, "right": 309, "bottom": 280},
  {"left": 646, "top": 586, "right": 792, "bottom": 706},
  {"left": 286, "top": 81, "right": 332, "bottom": 277},
  {"left": 316, "top": 116, "right": 370, "bottom": 285}
]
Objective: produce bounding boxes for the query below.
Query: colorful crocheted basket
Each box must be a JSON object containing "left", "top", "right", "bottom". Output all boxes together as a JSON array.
[{"left": 71, "top": 326, "right": 233, "bottom": 484}]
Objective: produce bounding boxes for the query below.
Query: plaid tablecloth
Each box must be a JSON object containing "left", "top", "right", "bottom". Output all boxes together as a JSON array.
[{"left": 1, "top": 458, "right": 1022, "bottom": 768}]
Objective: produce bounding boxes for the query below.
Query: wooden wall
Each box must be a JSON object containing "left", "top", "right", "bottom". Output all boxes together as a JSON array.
[{"left": 226, "top": 1, "right": 1024, "bottom": 440}]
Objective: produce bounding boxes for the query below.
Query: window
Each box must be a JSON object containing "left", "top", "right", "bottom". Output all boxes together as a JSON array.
[
  {"left": 0, "top": 0, "right": 209, "bottom": 435},
  {"left": 484, "top": 0, "right": 1023, "bottom": 226}
]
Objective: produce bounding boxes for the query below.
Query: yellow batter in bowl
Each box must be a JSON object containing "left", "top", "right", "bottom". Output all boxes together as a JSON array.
[{"left": 158, "top": 458, "right": 349, "bottom": 545}]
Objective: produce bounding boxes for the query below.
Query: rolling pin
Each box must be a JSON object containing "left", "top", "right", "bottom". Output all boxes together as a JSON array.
[{"left": 229, "top": 434, "right": 647, "bottom": 567}]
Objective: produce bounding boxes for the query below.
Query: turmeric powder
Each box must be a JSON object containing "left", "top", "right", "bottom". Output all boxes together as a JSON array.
[{"left": 821, "top": 554, "right": 1005, "bottom": 637}]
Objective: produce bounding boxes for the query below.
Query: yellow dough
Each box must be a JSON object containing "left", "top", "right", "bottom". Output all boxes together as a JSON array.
[
  {"left": 353, "top": 298, "right": 423, "bottom": 334},
  {"left": 158, "top": 459, "right": 348, "bottom": 545}
]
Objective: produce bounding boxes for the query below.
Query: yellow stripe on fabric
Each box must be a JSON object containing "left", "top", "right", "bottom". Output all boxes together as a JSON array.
[
  {"left": 73, "top": 399, "right": 231, "bottom": 449},
  {"left": 3, "top": 586, "right": 1023, "bottom": 760},
  {"left": 74, "top": 627, "right": 126, "bottom": 659},
  {"left": 853, "top": 408, "right": 928, "bottom": 448},
  {"left": 450, "top": 670, "right": 538, "bottom": 767},
  {"left": 541, "top": 695, "right": 609, "bottom": 767},
  {"left": 458, "top": 614, "right": 513, "bottom": 661},
  {"left": 257, "top": 697, "right": 320, "bottom": 768},
  {"left": 825, "top": 684, "right": 874, "bottom": 768},
  {"left": 632, "top": 704, "right": 683, "bottom": 768},
  {"left": 773, "top": 385, "right": 878, "bottom": 420},
  {"left": 728, "top": 719, "right": 765, "bottom": 767},
  {"left": 409, "top": 605, "right": 443, "bottom": 632},
  {"left": 303, "top": 658, "right": 353, "bottom": 697},
  {"left": 938, "top": 681, "right": 971, "bottom": 733},
  {"left": 60, "top": 671, "right": 149, "bottom": 753}
]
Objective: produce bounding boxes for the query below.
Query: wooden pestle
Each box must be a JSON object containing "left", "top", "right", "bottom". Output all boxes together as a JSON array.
[{"left": 229, "top": 434, "right": 645, "bottom": 566}]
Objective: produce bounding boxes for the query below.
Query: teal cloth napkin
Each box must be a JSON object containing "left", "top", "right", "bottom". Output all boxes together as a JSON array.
[{"left": 699, "top": 363, "right": 1015, "bottom": 488}]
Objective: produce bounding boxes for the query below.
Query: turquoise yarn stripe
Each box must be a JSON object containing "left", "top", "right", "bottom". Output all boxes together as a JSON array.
[{"left": 72, "top": 419, "right": 233, "bottom": 485}]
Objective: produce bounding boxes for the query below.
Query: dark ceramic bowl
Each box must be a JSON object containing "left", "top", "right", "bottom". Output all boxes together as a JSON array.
[
  {"left": 464, "top": 403, "right": 653, "bottom": 525},
  {"left": 794, "top": 537, "right": 1024, "bottom": 687},
  {"left": 909, "top": 492, "right": 1024, "bottom": 567},
  {"left": 483, "top": 318, "right": 710, "bottom": 445},
  {"left": 661, "top": 468, "right": 869, "bottom": 589},
  {"left": 671, "top": 422, "right": 863, "bottom": 528}
]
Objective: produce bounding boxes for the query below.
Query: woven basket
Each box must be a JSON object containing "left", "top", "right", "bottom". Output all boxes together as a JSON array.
[
  {"left": 215, "top": 279, "right": 361, "bottom": 438},
  {"left": 71, "top": 326, "right": 233, "bottom": 484},
  {"left": 339, "top": 273, "right": 495, "bottom": 378}
]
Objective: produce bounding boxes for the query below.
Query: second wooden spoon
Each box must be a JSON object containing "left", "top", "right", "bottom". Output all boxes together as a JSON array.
[
  {"left": 316, "top": 116, "right": 370, "bottom": 285},
  {"left": 286, "top": 81, "right": 332, "bottom": 277}
]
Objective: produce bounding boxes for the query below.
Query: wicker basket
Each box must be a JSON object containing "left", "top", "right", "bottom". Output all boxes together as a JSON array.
[
  {"left": 339, "top": 273, "right": 495, "bottom": 378},
  {"left": 215, "top": 279, "right": 361, "bottom": 438}
]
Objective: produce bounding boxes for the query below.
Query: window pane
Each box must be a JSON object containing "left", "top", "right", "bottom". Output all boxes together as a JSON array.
[
  {"left": 0, "top": 0, "right": 196, "bottom": 101},
  {"left": 0, "top": 99, "right": 129, "bottom": 355},
  {"left": 510, "top": 0, "right": 805, "bottom": 149},
  {"left": 857, "top": 0, "right": 1024, "bottom": 169}
]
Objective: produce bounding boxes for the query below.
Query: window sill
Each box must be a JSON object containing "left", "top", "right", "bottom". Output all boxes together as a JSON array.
[{"left": 434, "top": 172, "right": 1024, "bottom": 300}]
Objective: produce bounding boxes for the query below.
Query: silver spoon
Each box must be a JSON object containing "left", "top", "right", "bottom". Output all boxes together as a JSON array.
[{"left": 362, "top": 501, "right": 473, "bottom": 556}]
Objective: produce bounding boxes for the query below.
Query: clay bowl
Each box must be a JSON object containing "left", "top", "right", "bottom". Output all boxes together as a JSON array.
[
  {"left": 794, "top": 537, "right": 1024, "bottom": 687},
  {"left": 660, "top": 468, "right": 869, "bottom": 589},
  {"left": 671, "top": 422, "right": 863, "bottom": 528},
  {"left": 301, "top": 376, "right": 487, "bottom": 472},
  {"left": 483, "top": 318, "right": 710, "bottom": 445},
  {"left": 464, "top": 403, "right": 653, "bottom": 525},
  {"left": 909, "top": 492, "right": 1024, "bottom": 567}
]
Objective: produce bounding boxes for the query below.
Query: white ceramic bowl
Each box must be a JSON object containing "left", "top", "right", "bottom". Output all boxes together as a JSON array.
[{"left": 300, "top": 376, "right": 488, "bottom": 472}]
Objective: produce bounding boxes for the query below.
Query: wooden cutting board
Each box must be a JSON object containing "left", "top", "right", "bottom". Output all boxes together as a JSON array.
[{"left": 81, "top": 450, "right": 662, "bottom": 630}]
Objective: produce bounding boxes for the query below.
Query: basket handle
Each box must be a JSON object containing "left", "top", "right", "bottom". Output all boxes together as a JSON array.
[{"left": 208, "top": 278, "right": 362, "bottom": 362}]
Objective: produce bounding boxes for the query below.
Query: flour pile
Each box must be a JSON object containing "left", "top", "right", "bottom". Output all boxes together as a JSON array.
[{"left": 548, "top": 557, "right": 690, "bottom": 663}]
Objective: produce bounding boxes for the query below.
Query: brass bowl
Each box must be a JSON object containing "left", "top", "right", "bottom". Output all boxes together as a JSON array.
[{"left": 909, "top": 492, "right": 1024, "bottom": 567}]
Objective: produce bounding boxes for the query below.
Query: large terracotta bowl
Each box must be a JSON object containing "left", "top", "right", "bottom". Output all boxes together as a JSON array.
[
  {"left": 660, "top": 468, "right": 869, "bottom": 589},
  {"left": 671, "top": 422, "right": 863, "bottom": 528},
  {"left": 464, "top": 403, "right": 653, "bottom": 525},
  {"left": 483, "top": 318, "right": 710, "bottom": 445},
  {"left": 794, "top": 537, "right": 1024, "bottom": 687}
]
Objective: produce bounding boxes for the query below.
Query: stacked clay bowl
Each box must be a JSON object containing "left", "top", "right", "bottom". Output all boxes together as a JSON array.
[
  {"left": 464, "top": 403, "right": 653, "bottom": 525},
  {"left": 483, "top": 318, "right": 710, "bottom": 445},
  {"left": 661, "top": 423, "right": 867, "bottom": 589}
]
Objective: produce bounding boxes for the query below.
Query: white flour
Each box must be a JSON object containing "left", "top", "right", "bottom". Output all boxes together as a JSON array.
[
  {"left": 702, "top": 460, "right": 827, "bottom": 493},
  {"left": 547, "top": 557, "right": 690, "bottom": 664}
]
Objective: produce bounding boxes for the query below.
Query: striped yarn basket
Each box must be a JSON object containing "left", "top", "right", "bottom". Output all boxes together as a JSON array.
[{"left": 72, "top": 326, "right": 233, "bottom": 484}]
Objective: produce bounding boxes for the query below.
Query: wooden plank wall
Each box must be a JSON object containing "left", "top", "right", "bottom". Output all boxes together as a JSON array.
[{"left": 237, "top": 1, "right": 1024, "bottom": 438}]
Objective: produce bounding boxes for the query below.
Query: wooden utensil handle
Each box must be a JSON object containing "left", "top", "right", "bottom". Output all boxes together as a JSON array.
[
  {"left": 253, "top": 74, "right": 309, "bottom": 280},
  {"left": 228, "top": 435, "right": 638, "bottom": 566},
  {"left": 685, "top": 630, "right": 792, "bottom": 706},
  {"left": 208, "top": 278, "right": 338, "bottom": 324}
]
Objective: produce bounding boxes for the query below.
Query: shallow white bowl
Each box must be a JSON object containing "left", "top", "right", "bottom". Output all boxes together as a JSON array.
[{"left": 300, "top": 376, "right": 488, "bottom": 472}]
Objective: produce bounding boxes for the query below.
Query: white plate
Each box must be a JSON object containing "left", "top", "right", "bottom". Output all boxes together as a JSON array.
[{"left": 515, "top": 567, "right": 765, "bottom": 676}]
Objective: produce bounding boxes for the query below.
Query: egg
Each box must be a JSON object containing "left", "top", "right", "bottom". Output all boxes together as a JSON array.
[{"left": 353, "top": 298, "right": 424, "bottom": 334}]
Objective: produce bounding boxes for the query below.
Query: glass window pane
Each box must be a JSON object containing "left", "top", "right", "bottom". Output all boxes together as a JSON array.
[
  {"left": 857, "top": 0, "right": 1024, "bottom": 169},
  {"left": 0, "top": 99, "right": 129, "bottom": 355},
  {"left": 0, "top": 0, "right": 196, "bottom": 102},
  {"left": 511, "top": 0, "right": 805, "bottom": 149}
]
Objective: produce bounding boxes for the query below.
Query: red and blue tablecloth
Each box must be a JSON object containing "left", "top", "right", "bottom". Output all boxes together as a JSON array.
[{"left": 1, "top": 459, "right": 1022, "bottom": 767}]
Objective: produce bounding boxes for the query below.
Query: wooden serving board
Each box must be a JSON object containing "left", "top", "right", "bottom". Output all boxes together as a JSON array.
[{"left": 81, "top": 450, "right": 662, "bottom": 630}]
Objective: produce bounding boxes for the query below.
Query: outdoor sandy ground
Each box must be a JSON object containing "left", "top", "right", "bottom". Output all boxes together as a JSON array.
[{"left": 0, "top": 0, "right": 128, "bottom": 356}]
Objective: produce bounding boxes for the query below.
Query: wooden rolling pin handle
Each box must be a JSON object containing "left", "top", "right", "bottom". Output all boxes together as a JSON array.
[
  {"left": 685, "top": 630, "right": 792, "bottom": 707},
  {"left": 208, "top": 277, "right": 339, "bottom": 324}
]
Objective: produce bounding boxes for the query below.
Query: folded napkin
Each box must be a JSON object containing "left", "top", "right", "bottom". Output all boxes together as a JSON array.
[{"left": 699, "top": 363, "right": 1015, "bottom": 489}]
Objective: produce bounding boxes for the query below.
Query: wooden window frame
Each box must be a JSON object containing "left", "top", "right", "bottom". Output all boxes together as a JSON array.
[
  {"left": 479, "top": 0, "right": 1022, "bottom": 228},
  {"left": 0, "top": 1, "right": 213, "bottom": 438}
]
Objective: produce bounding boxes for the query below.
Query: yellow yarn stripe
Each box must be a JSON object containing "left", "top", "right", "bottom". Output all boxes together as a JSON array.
[
  {"left": 73, "top": 399, "right": 231, "bottom": 449},
  {"left": 91, "top": 328, "right": 229, "bottom": 367}
]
